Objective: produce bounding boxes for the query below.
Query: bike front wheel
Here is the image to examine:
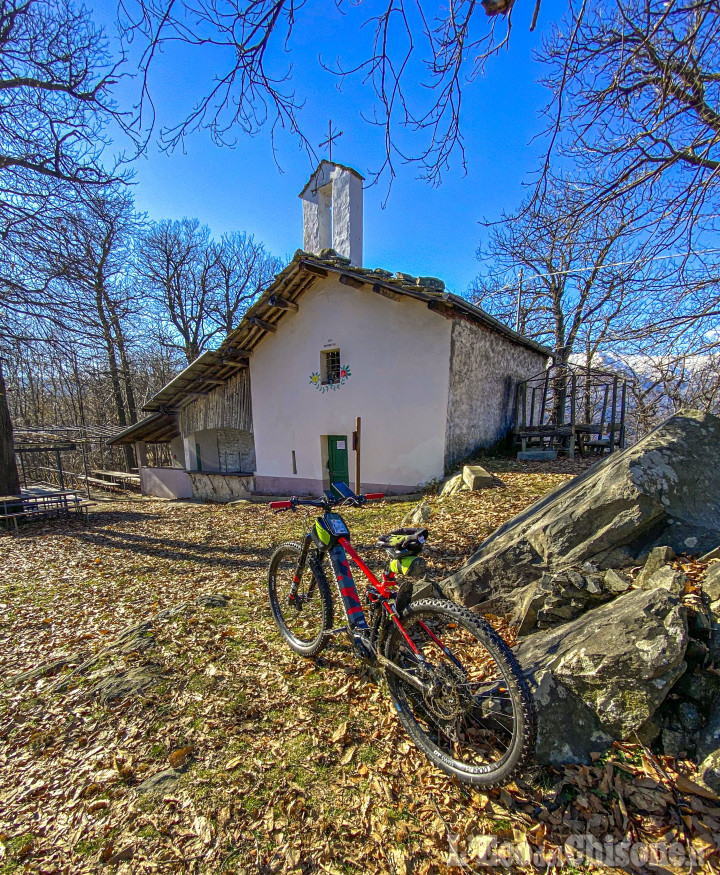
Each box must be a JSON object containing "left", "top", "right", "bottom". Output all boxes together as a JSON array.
[
  {"left": 383, "top": 597, "right": 536, "bottom": 787},
  {"left": 267, "top": 541, "right": 334, "bottom": 658}
]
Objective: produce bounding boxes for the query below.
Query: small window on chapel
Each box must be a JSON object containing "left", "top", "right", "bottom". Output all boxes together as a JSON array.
[{"left": 321, "top": 348, "right": 341, "bottom": 384}]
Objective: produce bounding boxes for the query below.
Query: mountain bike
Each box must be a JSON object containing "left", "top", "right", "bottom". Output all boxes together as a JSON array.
[{"left": 267, "top": 484, "right": 536, "bottom": 787}]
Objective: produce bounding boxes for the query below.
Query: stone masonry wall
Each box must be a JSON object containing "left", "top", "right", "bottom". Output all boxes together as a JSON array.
[
  {"left": 217, "top": 428, "right": 256, "bottom": 473},
  {"left": 444, "top": 318, "right": 548, "bottom": 470}
]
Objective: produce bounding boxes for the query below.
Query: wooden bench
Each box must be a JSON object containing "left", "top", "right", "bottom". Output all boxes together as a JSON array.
[{"left": 91, "top": 470, "right": 141, "bottom": 491}]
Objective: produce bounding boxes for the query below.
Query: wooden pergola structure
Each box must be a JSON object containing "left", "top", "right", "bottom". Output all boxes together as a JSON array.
[
  {"left": 514, "top": 365, "right": 628, "bottom": 458},
  {"left": 13, "top": 425, "right": 124, "bottom": 495}
]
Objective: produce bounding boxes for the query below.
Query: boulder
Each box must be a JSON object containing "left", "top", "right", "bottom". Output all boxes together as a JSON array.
[
  {"left": 443, "top": 410, "right": 720, "bottom": 612},
  {"left": 697, "top": 750, "right": 720, "bottom": 797},
  {"left": 640, "top": 566, "right": 687, "bottom": 596},
  {"left": 674, "top": 669, "right": 720, "bottom": 707},
  {"left": 662, "top": 728, "right": 689, "bottom": 758},
  {"left": 438, "top": 474, "right": 469, "bottom": 497},
  {"left": 402, "top": 501, "right": 433, "bottom": 527},
  {"left": 636, "top": 546, "right": 676, "bottom": 588},
  {"left": 603, "top": 569, "right": 631, "bottom": 594},
  {"left": 462, "top": 465, "right": 494, "bottom": 491},
  {"left": 516, "top": 587, "right": 688, "bottom": 765},
  {"left": 702, "top": 562, "right": 720, "bottom": 603}
]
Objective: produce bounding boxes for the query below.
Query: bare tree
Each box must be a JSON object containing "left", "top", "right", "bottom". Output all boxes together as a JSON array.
[
  {"left": 117, "top": 0, "right": 538, "bottom": 185},
  {"left": 21, "top": 188, "right": 145, "bottom": 468},
  {"left": 139, "top": 218, "right": 219, "bottom": 363},
  {"left": 0, "top": 0, "right": 131, "bottom": 493},
  {"left": 472, "top": 176, "right": 660, "bottom": 368},
  {"left": 538, "top": 0, "right": 720, "bottom": 248},
  {"left": 209, "top": 231, "right": 282, "bottom": 336},
  {"left": 0, "top": 0, "right": 128, "bottom": 236}
]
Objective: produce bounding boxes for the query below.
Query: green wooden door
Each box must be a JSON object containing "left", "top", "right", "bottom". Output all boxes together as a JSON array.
[{"left": 327, "top": 435, "right": 349, "bottom": 489}]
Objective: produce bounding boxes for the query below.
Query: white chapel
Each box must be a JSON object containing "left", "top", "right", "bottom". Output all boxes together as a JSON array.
[{"left": 111, "top": 161, "right": 550, "bottom": 500}]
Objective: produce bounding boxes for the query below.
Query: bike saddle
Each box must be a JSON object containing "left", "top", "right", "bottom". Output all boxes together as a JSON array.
[{"left": 376, "top": 527, "right": 428, "bottom": 557}]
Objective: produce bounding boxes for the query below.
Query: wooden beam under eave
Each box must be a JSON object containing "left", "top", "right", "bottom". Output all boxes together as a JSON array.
[
  {"left": 219, "top": 360, "right": 249, "bottom": 372},
  {"left": 339, "top": 274, "right": 365, "bottom": 290},
  {"left": 427, "top": 301, "right": 455, "bottom": 320},
  {"left": 222, "top": 347, "right": 253, "bottom": 358},
  {"left": 371, "top": 283, "right": 402, "bottom": 302},
  {"left": 299, "top": 262, "right": 328, "bottom": 278},
  {"left": 249, "top": 316, "right": 278, "bottom": 332},
  {"left": 267, "top": 294, "right": 299, "bottom": 312},
  {"left": 201, "top": 378, "right": 227, "bottom": 386}
]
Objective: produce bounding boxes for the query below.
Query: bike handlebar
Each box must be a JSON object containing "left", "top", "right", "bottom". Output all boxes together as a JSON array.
[{"left": 269, "top": 493, "right": 384, "bottom": 513}]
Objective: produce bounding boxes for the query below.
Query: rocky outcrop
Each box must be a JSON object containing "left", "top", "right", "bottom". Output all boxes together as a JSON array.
[
  {"left": 516, "top": 587, "right": 688, "bottom": 765},
  {"left": 443, "top": 410, "right": 720, "bottom": 612},
  {"left": 511, "top": 570, "right": 612, "bottom": 635}
]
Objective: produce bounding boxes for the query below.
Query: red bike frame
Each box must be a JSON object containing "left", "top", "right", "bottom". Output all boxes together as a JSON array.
[{"left": 338, "top": 537, "right": 423, "bottom": 656}]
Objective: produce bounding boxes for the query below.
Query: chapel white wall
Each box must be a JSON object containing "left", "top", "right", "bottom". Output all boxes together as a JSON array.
[{"left": 250, "top": 278, "right": 452, "bottom": 493}]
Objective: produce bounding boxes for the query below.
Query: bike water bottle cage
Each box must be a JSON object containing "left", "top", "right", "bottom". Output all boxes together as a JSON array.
[
  {"left": 311, "top": 512, "right": 350, "bottom": 549},
  {"left": 376, "top": 528, "right": 428, "bottom": 557}
]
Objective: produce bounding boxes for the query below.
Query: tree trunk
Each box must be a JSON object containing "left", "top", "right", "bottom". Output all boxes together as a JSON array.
[
  {"left": 95, "top": 287, "right": 134, "bottom": 471},
  {"left": 0, "top": 364, "right": 21, "bottom": 496}
]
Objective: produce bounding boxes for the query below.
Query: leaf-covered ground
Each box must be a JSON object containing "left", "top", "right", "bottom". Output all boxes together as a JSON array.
[{"left": 1, "top": 463, "right": 719, "bottom": 873}]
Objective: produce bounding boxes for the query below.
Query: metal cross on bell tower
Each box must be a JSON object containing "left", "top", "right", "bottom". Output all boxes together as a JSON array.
[{"left": 319, "top": 119, "right": 343, "bottom": 162}]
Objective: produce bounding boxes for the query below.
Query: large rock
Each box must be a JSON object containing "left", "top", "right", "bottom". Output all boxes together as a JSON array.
[
  {"left": 462, "top": 465, "right": 494, "bottom": 490},
  {"left": 443, "top": 410, "right": 720, "bottom": 612},
  {"left": 698, "top": 750, "right": 720, "bottom": 796},
  {"left": 516, "top": 587, "right": 688, "bottom": 765},
  {"left": 438, "top": 474, "right": 469, "bottom": 497}
]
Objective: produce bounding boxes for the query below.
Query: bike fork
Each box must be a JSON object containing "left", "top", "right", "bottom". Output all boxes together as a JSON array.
[{"left": 289, "top": 535, "right": 313, "bottom": 602}]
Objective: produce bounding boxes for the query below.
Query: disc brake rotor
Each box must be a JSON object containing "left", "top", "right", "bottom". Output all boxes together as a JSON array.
[{"left": 422, "top": 662, "right": 464, "bottom": 721}]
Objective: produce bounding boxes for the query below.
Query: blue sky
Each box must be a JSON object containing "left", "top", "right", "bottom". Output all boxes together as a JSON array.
[{"left": 98, "top": 1, "right": 554, "bottom": 294}]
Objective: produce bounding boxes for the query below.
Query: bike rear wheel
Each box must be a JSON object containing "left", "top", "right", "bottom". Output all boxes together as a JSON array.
[
  {"left": 267, "top": 542, "right": 334, "bottom": 657},
  {"left": 383, "top": 597, "right": 536, "bottom": 787}
]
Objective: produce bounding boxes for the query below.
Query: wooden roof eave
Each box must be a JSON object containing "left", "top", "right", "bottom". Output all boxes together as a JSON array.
[{"left": 108, "top": 413, "right": 180, "bottom": 446}]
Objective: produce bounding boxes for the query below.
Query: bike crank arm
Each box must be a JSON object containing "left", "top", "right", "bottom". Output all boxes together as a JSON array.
[{"left": 376, "top": 654, "right": 430, "bottom": 696}]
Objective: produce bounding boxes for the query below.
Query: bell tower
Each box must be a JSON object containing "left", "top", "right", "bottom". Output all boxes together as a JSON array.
[{"left": 299, "top": 161, "right": 364, "bottom": 267}]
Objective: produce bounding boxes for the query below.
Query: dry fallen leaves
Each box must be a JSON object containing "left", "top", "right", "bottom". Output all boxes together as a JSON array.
[{"left": 0, "top": 470, "right": 718, "bottom": 873}]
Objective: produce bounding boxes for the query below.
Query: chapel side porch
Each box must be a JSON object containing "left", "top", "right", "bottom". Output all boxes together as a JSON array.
[{"left": 108, "top": 413, "right": 256, "bottom": 503}]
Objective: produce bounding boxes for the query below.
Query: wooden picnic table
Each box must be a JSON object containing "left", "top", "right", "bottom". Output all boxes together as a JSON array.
[{"left": 0, "top": 486, "right": 93, "bottom": 532}]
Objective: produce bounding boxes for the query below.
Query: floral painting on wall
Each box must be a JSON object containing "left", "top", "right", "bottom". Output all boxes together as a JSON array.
[{"left": 309, "top": 365, "right": 352, "bottom": 393}]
